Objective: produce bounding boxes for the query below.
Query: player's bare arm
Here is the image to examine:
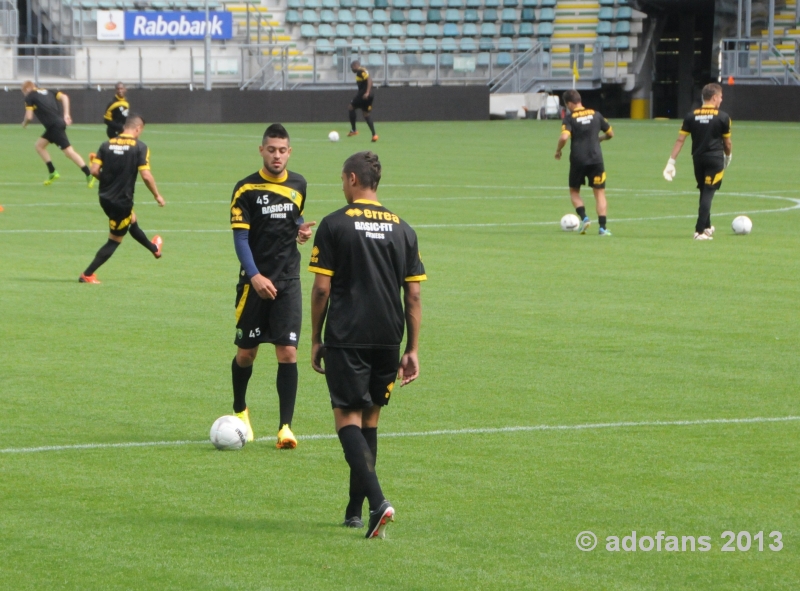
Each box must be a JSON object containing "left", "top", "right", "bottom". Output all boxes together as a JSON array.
[
  {"left": 364, "top": 76, "right": 372, "bottom": 99},
  {"left": 555, "top": 132, "right": 569, "bottom": 160},
  {"left": 57, "top": 92, "right": 73, "bottom": 126},
  {"left": 664, "top": 134, "right": 687, "bottom": 180},
  {"left": 599, "top": 128, "right": 614, "bottom": 142},
  {"left": 296, "top": 220, "right": 316, "bottom": 244},
  {"left": 723, "top": 137, "right": 733, "bottom": 168},
  {"left": 139, "top": 169, "right": 165, "bottom": 207},
  {"left": 21, "top": 108, "right": 33, "bottom": 128},
  {"left": 398, "top": 281, "right": 422, "bottom": 386},
  {"left": 310, "top": 274, "right": 331, "bottom": 374}
]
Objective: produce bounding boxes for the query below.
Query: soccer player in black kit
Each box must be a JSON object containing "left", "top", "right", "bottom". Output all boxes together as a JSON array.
[
  {"left": 229, "top": 124, "right": 316, "bottom": 449},
  {"left": 104, "top": 82, "right": 130, "bottom": 139},
  {"left": 663, "top": 83, "right": 733, "bottom": 240},
  {"left": 555, "top": 89, "right": 614, "bottom": 235},
  {"left": 80, "top": 114, "right": 165, "bottom": 284},
  {"left": 347, "top": 60, "right": 378, "bottom": 142},
  {"left": 20, "top": 80, "right": 95, "bottom": 188},
  {"left": 309, "top": 151, "right": 426, "bottom": 539}
]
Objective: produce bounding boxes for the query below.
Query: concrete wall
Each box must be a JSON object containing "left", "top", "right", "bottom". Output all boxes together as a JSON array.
[{"left": 0, "top": 85, "right": 489, "bottom": 124}]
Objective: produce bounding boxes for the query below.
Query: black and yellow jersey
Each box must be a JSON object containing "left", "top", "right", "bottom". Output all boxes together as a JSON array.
[
  {"left": 680, "top": 107, "right": 731, "bottom": 158},
  {"left": 91, "top": 134, "right": 150, "bottom": 206},
  {"left": 309, "top": 199, "right": 426, "bottom": 349},
  {"left": 355, "top": 67, "right": 370, "bottom": 93},
  {"left": 24, "top": 88, "right": 64, "bottom": 128},
  {"left": 103, "top": 94, "right": 129, "bottom": 135},
  {"left": 561, "top": 108, "right": 611, "bottom": 165},
  {"left": 230, "top": 169, "right": 307, "bottom": 282}
]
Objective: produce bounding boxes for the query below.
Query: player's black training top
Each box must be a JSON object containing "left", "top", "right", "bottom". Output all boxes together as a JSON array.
[
  {"left": 561, "top": 108, "right": 611, "bottom": 165},
  {"left": 24, "top": 89, "right": 64, "bottom": 128},
  {"left": 104, "top": 94, "right": 129, "bottom": 135},
  {"left": 355, "top": 67, "right": 370, "bottom": 93},
  {"left": 309, "top": 199, "right": 427, "bottom": 349},
  {"left": 680, "top": 107, "right": 732, "bottom": 158},
  {"left": 91, "top": 134, "right": 150, "bottom": 207},
  {"left": 230, "top": 169, "right": 307, "bottom": 282}
]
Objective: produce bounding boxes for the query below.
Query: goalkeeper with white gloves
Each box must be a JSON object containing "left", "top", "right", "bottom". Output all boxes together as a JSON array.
[{"left": 663, "top": 83, "right": 733, "bottom": 241}]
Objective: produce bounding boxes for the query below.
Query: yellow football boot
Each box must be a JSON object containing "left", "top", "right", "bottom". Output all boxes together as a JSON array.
[
  {"left": 235, "top": 408, "right": 254, "bottom": 442},
  {"left": 276, "top": 424, "right": 297, "bottom": 449}
]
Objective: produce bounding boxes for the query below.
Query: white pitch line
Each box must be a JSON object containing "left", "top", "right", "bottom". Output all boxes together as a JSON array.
[{"left": 1, "top": 416, "right": 797, "bottom": 455}]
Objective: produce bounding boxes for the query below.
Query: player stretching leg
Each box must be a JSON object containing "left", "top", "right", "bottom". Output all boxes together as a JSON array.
[
  {"left": 663, "top": 83, "right": 733, "bottom": 240},
  {"left": 229, "top": 124, "right": 316, "bottom": 448},
  {"left": 21, "top": 81, "right": 95, "bottom": 188},
  {"left": 80, "top": 115, "right": 164, "bottom": 284},
  {"left": 347, "top": 61, "right": 378, "bottom": 142},
  {"left": 309, "top": 151, "right": 426, "bottom": 537},
  {"left": 555, "top": 90, "right": 614, "bottom": 236}
]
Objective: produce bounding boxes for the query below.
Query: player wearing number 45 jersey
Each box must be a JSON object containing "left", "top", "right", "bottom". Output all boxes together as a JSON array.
[
  {"left": 229, "top": 123, "right": 316, "bottom": 449},
  {"left": 309, "top": 151, "right": 426, "bottom": 539},
  {"left": 663, "top": 83, "right": 733, "bottom": 240},
  {"left": 555, "top": 89, "right": 614, "bottom": 236}
]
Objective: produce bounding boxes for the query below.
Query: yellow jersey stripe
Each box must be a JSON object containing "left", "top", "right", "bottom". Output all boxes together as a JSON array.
[
  {"left": 91, "top": 158, "right": 103, "bottom": 165},
  {"left": 235, "top": 284, "right": 250, "bottom": 322},
  {"left": 308, "top": 266, "right": 334, "bottom": 276},
  {"left": 103, "top": 100, "right": 129, "bottom": 121},
  {"left": 231, "top": 182, "right": 305, "bottom": 214},
  {"left": 231, "top": 223, "right": 251, "bottom": 230},
  {"left": 679, "top": 130, "right": 691, "bottom": 135},
  {"left": 405, "top": 274, "right": 428, "bottom": 282}
]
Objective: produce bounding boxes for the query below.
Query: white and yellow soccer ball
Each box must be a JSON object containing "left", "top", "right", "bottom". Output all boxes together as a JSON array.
[
  {"left": 560, "top": 213, "right": 581, "bottom": 232},
  {"left": 209, "top": 415, "right": 248, "bottom": 450},
  {"left": 732, "top": 216, "right": 752, "bottom": 235},
  {"left": 328, "top": 131, "right": 340, "bottom": 142}
]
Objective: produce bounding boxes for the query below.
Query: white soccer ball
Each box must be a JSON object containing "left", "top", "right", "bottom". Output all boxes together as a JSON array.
[
  {"left": 328, "top": 130, "right": 340, "bottom": 142},
  {"left": 732, "top": 215, "right": 752, "bottom": 235},
  {"left": 209, "top": 415, "right": 248, "bottom": 450},
  {"left": 560, "top": 213, "right": 581, "bottom": 232}
]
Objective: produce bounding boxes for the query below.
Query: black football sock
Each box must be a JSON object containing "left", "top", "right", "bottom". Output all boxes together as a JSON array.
[
  {"left": 84, "top": 239, "right": 119, "bottom": 275},
  {"left": 129, "top": 221, "right": 157, "bottom": 253},
  {"left": 349, "top": 110, "right": 357, "bottom": 131},
  {"left": 46, "top": 161, "right": 55, "bottom": 174},
  {"left": 338, "top": 425, "right": 384, "bottom": 512},
  {"left": 276, "top": 362, "right": 298, "bottom": 428},
  {"left": 81, "top": 165, "right": 91, "bottom": 177},
  {"left": 576, "top": 206, "right": 587, "bottom": 219},
  {"left": 696, "top": 187, "right": 715, "bottom": 233},
  {"left": 599, "top": 216, "right": 607, "bottom": 229},
  {"left": 232, "top": 358, "right": 253, "bottom": 414},
  {"left": 364, "top": 115, "right": 376, "bottom": 136},
  {"left": 345, "top": 427, "right": 378, "bottom": 518}
]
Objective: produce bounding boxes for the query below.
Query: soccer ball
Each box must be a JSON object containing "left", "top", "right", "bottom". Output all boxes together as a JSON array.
[
  {"left": 328, "top": 131, "right": 340, "bottom": 142},
  {"left": 732, "top": 216, "right": 752, "bottom": 235},
  {"left": 560, "top": 213, "right": 581, "bottom": 232},
  {"left": 209, "top": 415, "right": 248, "bottom": 450}
]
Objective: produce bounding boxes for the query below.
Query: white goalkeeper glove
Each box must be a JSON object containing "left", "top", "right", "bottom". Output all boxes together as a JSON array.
[
  {"left": 724, "top": 154, "right": 732, "bottom": 169},
  {"left": 663, "top": 158, "right": 676, "bottom": 181}
]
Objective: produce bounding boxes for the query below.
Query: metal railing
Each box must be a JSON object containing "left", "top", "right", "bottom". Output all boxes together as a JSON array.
[{"left": 720, "top": 38, "right": 800, "bottom": 85}]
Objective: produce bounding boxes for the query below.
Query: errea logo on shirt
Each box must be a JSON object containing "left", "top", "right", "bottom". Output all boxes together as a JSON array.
[
  {"left": 346, "top": 208, "right": 364, "bottom": 217},
  {"left": 231, "top": 207, "right": 243, "bottom": 222},
  {"left": 310, "top": 246, "right": 319, "bottom": 263}
]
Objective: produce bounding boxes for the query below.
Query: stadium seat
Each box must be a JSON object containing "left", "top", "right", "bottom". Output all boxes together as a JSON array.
[
  {"left": 351, "top": 37, "right": 367, "bottom": 49},
  {"left": 614, "top": 20, "right": 630, "bottom": 34},
  {"left": 424, "top": 23, "right": 442, "bottom": 36},
  {"left": 479, "top": 37, "right": 495, "bottom": 50},
  {"left": 599, "top": 0, "right": 614, "bottom": 4},
  {"left": 387, "top": 38, "right": 403, "bottom": 51},
  {"left": 466, "top": 0, "right": 480, "bottom": 6},
  {"left": 539, "top": 7, "right": 554, "bottom": 21},
  {"left": 427, "top": 9, "right": 442, "bottom": 22},
  {"left": 356, "top": 0, "right": 371, "bottom": 6},
  {"left": 614, "top": 35, "right": 629, "bottom": 49},
  {"left": 388, "top": 53, "right": 403, "bottom": 66},
  {"left": 319, "top": 22, "right": 335, "bottom": 36},
  {"left": 300, "top": 24, "right": 318, "bottom": 37},
  {"left": 340, "top": 0, "right": 354, "bottom": 6},
  {"left": 405, "top": 53, "right": 419, "bottom": 65},
  {"left": 422, "top": 37, "right": 438, "bottom": 51},
  {"left": 369, "top": 38, "right": 385, "bottom": 51},
  {"left": 372, "top": 23, "right": 388, "bottom": 36},
  {"left": 407, "top": 23, "right": 423, "bottom": 36},
  {"left": 356, "top": 9, "right": 371, "bottom": 22},
  {"left": 517, "top": 36, "right": 532, "bottom": 50},
  {"left": 388, "top": 23, "right": 404, "bottom": 36},
  {"left": 482, "top": 8, "right": 497, "bottom": 21},
  {"left": 445, "top": 9, "right": 461, "bottom": 22},
  {"left": 302, "top": 9, "right": 320, "bottom": 23},
  {"left": 440, "top": 53, "right": 454, "bottom": 66},
  {"left": 316, "top": 37, "right": 335, "bottom": 51},
  {"left": 320, "top": 9, "right": 336, "bottom": 23},
  {"left": 503, "top": 0, "right": 517, "bottom": 6},
  {"left": 501, "top": 8, "right": 516, "bottom": 22},
  {"left": 288, "top": 0, "right": 301, "bottom": 8},
  {"left": 410, "top": 0, "right": 425, "bottom": 6},
  {"left": 540, "top": 0, "right": 555, "bottom": 5},
  {"left": 498, "top": 35, "right": 513, "bottom": 50},
  {"left": 522, "top": 0, "right": 537, "bottom": 6},
  {"left": 463, "top": 9, "right": 479, "bottom": 22},
  {"left": 596, "top": 35, "right": 611, "bottom": 49},
  {"left": 390, "top": 9, "right": 404, "bottom": 21},
  {"left": 442, "top": 37, "right": 457, "bottom": 51},
  {"left": 367, "top": 54, "right": 384, "bottom": 66},
  {"left": 374, "top": 9, "right": 389, "bottom": 21},
  {"left": 460, "top": 37, "right": 476, "bottom": 51},
  {"left": 285, "top": 9, "right": 300, "bottom": 23},
  {"left": 305, "top": 0, "right": 320, "bottom": 8},
  {"left": 429, "top": 0, "right": 445, "bottom": 7},
  {"left": 484, "top": 0, "right": 499, "bottom": 7},
  {"left": 420, "top": 53, "right": 437, "bottom": 66},
  {"left": 393, "top": 0, "right": 409, "bottom": 7},
  {"left": 405, "top": 37, "right": 421, "bottom": 51},
  {"left": 598, "top": 7, "right": 613, "bottom": 20},
  {"left": 408, "top": 9, "right": 424, "bottom": 22},
  {"left": 477, "top": 52, "right": 490, "bottom": 66},
  {"left": 501, "top": 22, "right": 516, "bottom": 36},
  {"left": 617, "top": 6, "right": 632, "bottom": 19},
  {"left": 519, "top": 21, "right": 533, "bottom": 35},
  {"left": 354, "top": 23, "right": 369, "bottom": 36},
  {"left": 480, "top": 22, "right": 497, "bottom": 36},
  {"left": 375, "top": 0, "right": 389, "bottom": 7},
  {"left": 322, "top": 0, "right": 337, "bottom": 7},
  {"left": 338, "top": 9, "right": 354, "bottom": 22},
  {"left": 496, "top": 52, "right": 513, "bottom": 66},
  {"left": 443, "top": 22, "right": 458, "bottom": 35},
  {"left": 462, "top": 22, "right": 478, "bottom": 36},
  {"left": 521, "top": 8, "right": 535, "bottom": 21},
  {"left": 537, "top": 21, "right": 553, "bottom": 35},
  {"left": 334, "top": 37, "right": 349, "bottom": 48},
  {"left": 335, "top": 23, "right": 352, "bottom": 36},
  {"left": 596, "top": 21, "right": 611, "bottom": 34},
  {"left": 447, "top": 0, "right": 463, "bottom": 6}
]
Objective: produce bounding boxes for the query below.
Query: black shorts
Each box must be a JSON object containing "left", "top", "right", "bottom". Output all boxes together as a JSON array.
[
  {"left": 351, "top": 93, "right": 375, "bottom": 112},
  {"left": 569, "top": 162, "right": 606, "bottom": 189},
  {"left": 42, "top": 125, "right": 70, "bottom": 150},
  {"left": 693, "top": 154, "right": 725, "bottom": 190},
  {"left": 324, "top": 347, "right": 400, "bottom": 410},
  {"left": 234, "top": 278, "right": 302, "bottom": 349},
  {"left": 99, "top": 198, "right": 133, "bottom": 237}
]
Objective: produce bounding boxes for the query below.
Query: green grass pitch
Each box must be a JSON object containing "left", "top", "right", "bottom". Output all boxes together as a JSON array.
[{"left": 0, "top": 119, "right": 798, "bottom": 590}]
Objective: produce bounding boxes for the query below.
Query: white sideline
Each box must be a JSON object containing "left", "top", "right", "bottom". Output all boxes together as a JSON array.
[{"left": 2, "top": 416, "right": 798, "bottom": 455}]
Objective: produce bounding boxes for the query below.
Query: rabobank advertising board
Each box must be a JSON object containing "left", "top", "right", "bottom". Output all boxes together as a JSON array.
[{"left": 96, "top": 10, "right": 233, "bottom": 41}]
